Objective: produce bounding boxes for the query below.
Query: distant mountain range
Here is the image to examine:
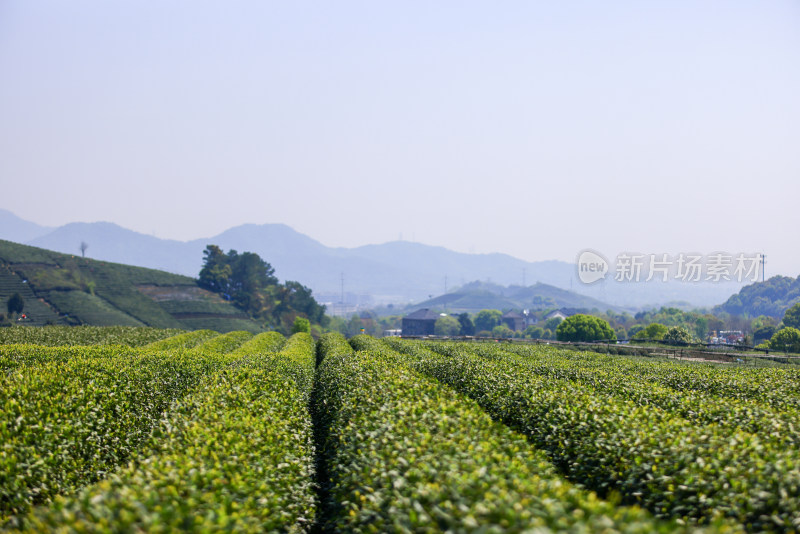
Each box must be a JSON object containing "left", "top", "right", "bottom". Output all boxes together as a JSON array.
[
  {"left": 0, "top": 209, "right": 54, "bottom": 242},
  {"left": 0, "top": 209, "right": 746, "bottom": 309}
]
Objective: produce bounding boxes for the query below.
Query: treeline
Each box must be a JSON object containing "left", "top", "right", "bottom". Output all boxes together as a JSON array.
[
  {"left": 198, "top": 245, "right": 327, "bottom": 334},
  {"left": 364, "top": 305, "right": 789, "bottom": 346},
  {"left": 409, "top": 304, "right": 800, "bottom": 352}
]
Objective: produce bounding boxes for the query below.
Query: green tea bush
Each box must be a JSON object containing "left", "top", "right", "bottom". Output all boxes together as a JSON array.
[
  {"left": 144, "top": 329, "right": 218, "bottom": 350},
  {"left": 189, "top": 330, "right": 253, "bottom": 354},
  {"left": 1, "top": 348, "right": 228, "bottom": 519}
]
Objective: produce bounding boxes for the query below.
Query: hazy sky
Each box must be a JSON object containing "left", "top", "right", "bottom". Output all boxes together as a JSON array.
[{"left": 1, "top": 1, "right": 799, "bottom": 275}]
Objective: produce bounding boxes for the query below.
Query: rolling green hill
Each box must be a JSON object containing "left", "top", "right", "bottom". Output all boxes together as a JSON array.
[
  {"left": 0, "top": 240, "right": 264, "bottom": 333},
  {"left": 714, "top": 275, "right": 800, "bottom": 318},
  {"left": 405, "top": 280, "right": 623, "bottom": 314}
]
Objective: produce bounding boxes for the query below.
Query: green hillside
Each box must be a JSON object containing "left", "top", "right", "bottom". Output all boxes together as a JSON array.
[
  {"left": 0, "top": 240, "right": 264, "bottom": 333},
  {"left": 715, "top": 275, "right": 800, "bottom": 318},
  {"left": 407, "top": 280, "right": 622, "bottom": 314}
]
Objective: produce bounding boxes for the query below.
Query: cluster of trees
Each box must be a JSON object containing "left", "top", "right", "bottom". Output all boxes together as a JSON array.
[
  {"left": 439, "top": 310, "right": 518, "bottom": 338},
  {"left": 330, "top": 300, "right": 800, "bottom": 353},
  {"left": 583, "top": 306, "right": 790, "bottom": 345},
  {"left": 432, "top": 313, "right": 478, "bottom": 337},
  {"left": 628, "top": 323, "right": 693, "bottom": 344},
  {"left": 610, "top": 302, "right": 800, "bottom": 352},
  {"left": 381, "top": 300, "right": 800, "bottom": 348},
  {"left": 390, "top": 304, "right": 771, "bottom": 346},
  {"left": 599, "top": 307, "right": 722, "bottom": 341},
  {"left": 427, "top": 309, "right": 709, "bottom": 346},
  {"left": 429, "top": 307, "right": 716, "bottom": 342},
  {"left": 467, "top": 310, "right": 563, "bottom": 339},
  {"left": 198, "top": 245, "right": 327, "bottom": 334},
  {"left": 755, "top": 302, "right": 800, "bottom": 353},
  {"left": 550, "top": 304, "right": 800, "bottom": 352}
]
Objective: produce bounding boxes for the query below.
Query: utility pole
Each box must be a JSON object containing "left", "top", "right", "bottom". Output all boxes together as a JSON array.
[
  {"left": 761, "top": 253, "right": 766, "bottom": 283},
  {"left": 444, "top": 275, "right": 448, "bottom": 313}
]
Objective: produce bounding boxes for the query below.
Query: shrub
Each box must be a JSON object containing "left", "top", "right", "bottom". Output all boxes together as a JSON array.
[
  {"left": 491, "top": 324, "right": 514, "bottom": 338},
  {"left": 769, "top": 327, "right": 800, "bottom": 353},
  {"left": 7, "top": 292, "right": 24, "bottom": 315},
  {"left": 434, "top": 315, "right": 460, "bottom": 336},
  {"left": 291, "top": 316, "right": 311, "bottom": 334},
  {"left": 663, "top": 326, "right": 692, "bottom": 345},
  {"left": 556, "top": 314, "right": 616, "bottom": 342}
]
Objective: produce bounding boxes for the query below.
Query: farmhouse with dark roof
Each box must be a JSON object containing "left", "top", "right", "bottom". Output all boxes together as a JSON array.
[
  {"left": 501, "top": 311, "right": 525, "bottom": 331},
  {"left": 401, "top": 308, "right": 441, "bottom": 336}
]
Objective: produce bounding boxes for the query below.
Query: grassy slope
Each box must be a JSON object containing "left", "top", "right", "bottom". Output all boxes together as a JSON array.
[{"left": 0, "top": 240, "right": 264, "bottom": 332}]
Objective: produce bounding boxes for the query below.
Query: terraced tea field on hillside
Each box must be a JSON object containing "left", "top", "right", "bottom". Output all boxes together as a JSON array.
[{"left": 2, "top": 328, "right": 799, "bottom": 532}]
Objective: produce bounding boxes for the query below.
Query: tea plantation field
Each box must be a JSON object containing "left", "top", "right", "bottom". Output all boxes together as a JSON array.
[{"left": 2, "top": 328, "right": 799, "bottom": 532}]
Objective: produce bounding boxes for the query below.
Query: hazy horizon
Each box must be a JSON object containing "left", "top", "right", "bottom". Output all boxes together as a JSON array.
[{"left": 2, "top": 1, "right": 798, "bottom": 275}]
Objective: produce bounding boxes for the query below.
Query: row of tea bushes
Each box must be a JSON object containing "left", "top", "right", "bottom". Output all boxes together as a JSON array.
[
  {"left": 386, "top": 338, "right": 798, "bottom": 532},
  {"left": 318, "top": 334, "right": 703, "bottom": 533},
  {"left": 9, "top": 333, "right": 318, "bottom": 533}
]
